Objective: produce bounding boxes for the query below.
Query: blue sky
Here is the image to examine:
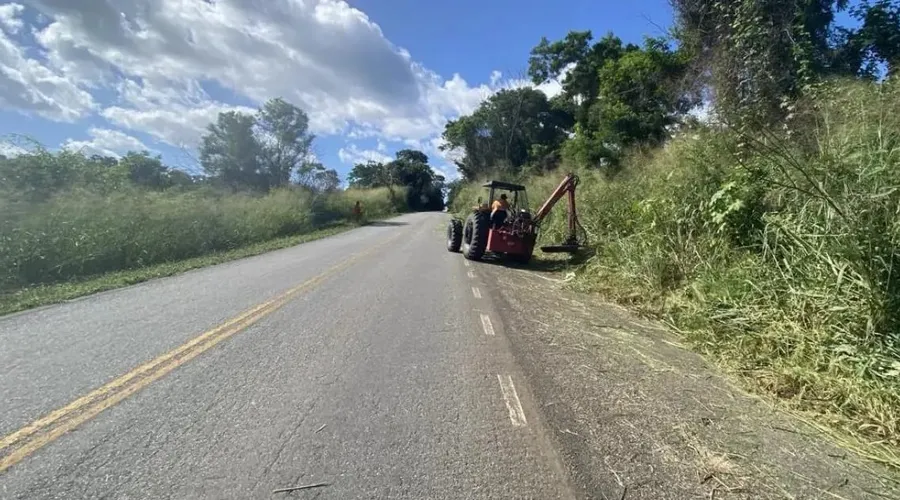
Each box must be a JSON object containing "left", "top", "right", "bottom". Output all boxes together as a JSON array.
[{"left": 0, "top": 0, "right": 674, "bottom": 181}]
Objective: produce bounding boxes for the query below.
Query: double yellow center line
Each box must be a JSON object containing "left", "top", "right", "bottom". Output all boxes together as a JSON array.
[{"left": 0, "top": 229, "right": 406, "bottom": 474}]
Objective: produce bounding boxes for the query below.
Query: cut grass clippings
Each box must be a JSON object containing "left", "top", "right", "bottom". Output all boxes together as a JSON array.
[{"left": 0, "top": 221, "right": 368, "bottom": 317}]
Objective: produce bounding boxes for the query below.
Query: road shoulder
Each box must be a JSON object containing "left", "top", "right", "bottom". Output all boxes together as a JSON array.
[{"left": 477, "top": 260, "right": 900, "bottom": 500}]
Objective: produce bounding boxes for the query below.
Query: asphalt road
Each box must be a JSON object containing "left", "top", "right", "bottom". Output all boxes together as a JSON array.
[{"left": 0, "top": 212, "right": 578, "bottom": 500}]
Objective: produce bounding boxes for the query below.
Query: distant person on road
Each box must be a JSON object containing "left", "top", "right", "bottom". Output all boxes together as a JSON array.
[
  {"left": 490, "top": 193, "right": 509, "bottom": 228},
  {"left": 352, "top": 201, "right": 362, "bottom": 223}
]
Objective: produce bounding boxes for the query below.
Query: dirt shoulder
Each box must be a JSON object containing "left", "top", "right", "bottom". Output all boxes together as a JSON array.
[{"left": 477, "top": 259, "right": 900, "bottom": 500}]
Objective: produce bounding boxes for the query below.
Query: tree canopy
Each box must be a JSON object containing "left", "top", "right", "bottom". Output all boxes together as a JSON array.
[
  {"left": 440, "top": 1, "right": 898, "bottom": 183},
  {"left": 440, "top": 87, "right": 572, "bottom": 179},
  {"left": 347, "top": 149, "right": 446, "bottom": 211},
  {"left": 198, "top": 98, "right": 334, "bottom": 193},
  {"left": 444, "top": 33, "right": 695, "bottom": 180},
  {"left": 671, "top": 0, "right": 900, "bottom": 126}
]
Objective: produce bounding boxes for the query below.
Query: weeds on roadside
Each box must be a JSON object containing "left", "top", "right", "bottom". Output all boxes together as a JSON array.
[
  {"left": 0, "top": 186, "right": 404, "bottom": 291},
  {"left": 519, "top": 79, "right": 900, "bottom": 464}
]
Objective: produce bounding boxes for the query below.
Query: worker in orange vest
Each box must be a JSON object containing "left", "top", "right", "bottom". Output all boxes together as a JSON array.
[{"left": 490, "top": 193, "right": 509, "bottom": 228}]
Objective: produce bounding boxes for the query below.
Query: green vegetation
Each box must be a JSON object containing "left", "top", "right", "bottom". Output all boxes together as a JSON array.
[
  {"left": 447, "top": 1, "right": 900, "bottom": 465},
  {"left": 0, "top": 223, "right": 353, "bottom": 316},
  {"left": 1, "top": 97, "right": 439, "bottom": 311},
  {"left": 346, "top": 149, "right": 446, "bottom": 211}
]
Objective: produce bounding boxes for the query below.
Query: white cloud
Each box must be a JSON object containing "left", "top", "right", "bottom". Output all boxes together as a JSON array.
[
  {"left": 337, "top": 143, "right": 392, "bottom": 165},
  {"left": 4, "top": 0, "right": 568, "bottom": 178},
  {"left": 0, "top": 3, "right": 24, "bottom": 33},
  {"left": 102, "top": 101, "right": 257, "bottom": 148},
  {"left": 0, "top": 6, "right": 96, "bottom": 122},
  {"left": 62, "top": 127, "right": 150, "bottom": 157},
  {"left": 21, "top": 0, "right": 426, "bottom": 136}
]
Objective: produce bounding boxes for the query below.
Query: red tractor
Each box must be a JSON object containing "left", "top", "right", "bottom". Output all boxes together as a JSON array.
[{"left": 446, "top": 173, "right": 586, "bottom": 263}]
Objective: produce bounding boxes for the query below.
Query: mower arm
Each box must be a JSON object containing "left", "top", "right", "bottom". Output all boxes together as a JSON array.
[{"left": 532, "top": 173, "right": 584, "bottom": 252}]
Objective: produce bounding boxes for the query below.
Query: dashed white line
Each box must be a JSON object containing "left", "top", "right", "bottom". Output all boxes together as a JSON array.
[
  {"left": 464, "top": 260, "right": 471, "bottom": 267},
  {"left": 472, "top": 287, "right": 482, "bottom": 298},
  {"left": 467, "top": 270, "right": 476, "bottom": 279},
  {"left": 497, "top": 374, "right": 527, "bottom": 427},
  {"left": 479, "top": 314, "right": 495, "bottom": 336}
]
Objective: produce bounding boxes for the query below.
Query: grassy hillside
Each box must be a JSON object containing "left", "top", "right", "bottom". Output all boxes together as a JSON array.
[{"left": 451, "top": 80, "right": 900, "bottom": 465}]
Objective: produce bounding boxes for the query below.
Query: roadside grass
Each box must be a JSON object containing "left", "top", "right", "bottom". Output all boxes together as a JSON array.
[
  {"left": 0, "top": 185, "right": 408, "bottom": 316},
  {"left": 453, "top": 79, "right": 900, "bottom": 469},
  {"left": 0, "top": 220, "right": 376, "bottom": 316}
]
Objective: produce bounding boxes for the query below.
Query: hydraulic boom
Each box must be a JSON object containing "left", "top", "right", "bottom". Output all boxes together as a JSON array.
[{"left": 533, "top": 173, "right": 586, "bottom": 253}]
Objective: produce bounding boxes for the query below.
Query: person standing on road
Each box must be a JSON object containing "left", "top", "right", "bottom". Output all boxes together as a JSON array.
[
  {"left": 490, "top": 193, "right": 509, "bottom": 228},
  {"left": 352, "top": 200, "right": 362, "bottom": 223}
]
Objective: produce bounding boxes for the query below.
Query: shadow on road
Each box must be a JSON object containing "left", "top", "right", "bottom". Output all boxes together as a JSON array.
[
  {"left": 365, "top": 221, "right": 409, "bottom": 227},
  {"left": 473, "top": 248, "right": 594, "bottom": 272}
]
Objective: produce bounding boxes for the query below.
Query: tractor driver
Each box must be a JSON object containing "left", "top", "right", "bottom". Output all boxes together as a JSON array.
[{"left": 490, "top": 193, "right": 510, "bottom": 228}]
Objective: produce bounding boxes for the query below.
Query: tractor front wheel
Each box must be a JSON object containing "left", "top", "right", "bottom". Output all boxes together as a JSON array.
[
  {"left": 462, "top": 212, "right": 489, "bottom": 260},
  {"left": 447, "top": 218, "right": 463, "bottom": 252}
]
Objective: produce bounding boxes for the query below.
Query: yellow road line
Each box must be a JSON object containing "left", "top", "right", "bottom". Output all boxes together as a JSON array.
[{"left": 0, "top": 229, "right": 406, "bottom": 474}]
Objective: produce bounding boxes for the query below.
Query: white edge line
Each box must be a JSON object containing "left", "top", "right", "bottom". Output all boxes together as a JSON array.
[
  {"left": 479, "top": 313, "right": 495, "bottom": 336},
  {"left": 497, "top": 374, "right": 527, "bottom": 427},
  {"left": 472, "top": 287, "right": 482, "bottom": 299}
]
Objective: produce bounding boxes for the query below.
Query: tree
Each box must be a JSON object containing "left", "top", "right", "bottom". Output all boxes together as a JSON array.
[
  {"left": 346, "top": 150, "right": 445, "bottom": 211},
  {"left": 670, "top": 0, "right": 900, "bottom": 127},
  {"left": 441, "top": 87, "right": 572, "bottom": 180},
  {"left": 347, "top": 160, "right": 388, "bottom": 188},
  {"left": 256, "top": 98, "right": 315, "bottom": 188},
  {"left": 296, "top": 161, "right": 340, "bottom": 192},
  {"left": 516, "top": 32, "right": 696, "bottom": 170},
  {"left": 311, "top": 168, "right": 341, "bottom": 193},
  {"left": 564, "top": 37, "right": 697, "bottom": 168},
  {"left": 199, "top": 111, "right": 263, "bottom": 190},
  {"left": 852, "top": 0, "right": 900, "bottom": 77},
  {"left": 529, "top": 31, "right": 633, "bottom": 126},
  {"left": 446, "top": 178, "right": 465, "bottom": 208},
  {"left": 120, "top": 151, "right": 169, "bottom": 190},
  {"left": 395, "top": 149, "right": 429, "bottom": 165},
  {"left": 165, "top": 168, "right": 196, "bottom": 189}
]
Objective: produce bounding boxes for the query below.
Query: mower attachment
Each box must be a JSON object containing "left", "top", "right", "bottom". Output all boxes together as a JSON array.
[
  {"left": 540, "top": 235, "right": 582, "bottom": 254},
  {"left": 540, "top": 244, "right": 581, "bottom": 253}
]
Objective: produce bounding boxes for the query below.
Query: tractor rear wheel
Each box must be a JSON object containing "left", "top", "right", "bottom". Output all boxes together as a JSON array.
[
  {"left": 447, "top": 218, "right": 463, "bottom": 252},
  {"left": 462, "top": 212, "right": 489, "bottom": 260}
]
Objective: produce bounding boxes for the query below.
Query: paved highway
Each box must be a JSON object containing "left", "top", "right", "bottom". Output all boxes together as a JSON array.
[{"left": 0, "top": 212, "right": 577, "bottom": 499}]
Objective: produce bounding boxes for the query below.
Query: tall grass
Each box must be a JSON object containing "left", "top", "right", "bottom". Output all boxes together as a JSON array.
[
  {"left": 0, "top": 185, "right": 404, "bottom": 291},
  {"left": 459, "top": 79, "right": 900, "bottom": 458}
]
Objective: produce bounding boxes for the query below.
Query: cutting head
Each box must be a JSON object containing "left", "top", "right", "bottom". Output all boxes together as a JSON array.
[
  {"left": 540, "top": 234, "right": 584, "bottom": 254},
  {"left": 540, "top": 244, "right": 582, "bottom": 253}
]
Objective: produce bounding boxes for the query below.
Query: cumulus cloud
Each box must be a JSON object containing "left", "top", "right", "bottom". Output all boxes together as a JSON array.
[
  {"left": 0, "top": 5, "right": 95, "bottom": 121},
  {"left": 6, "top": 0, "right": 567, "bottom": 176},
  {"left": 63, "top": 127, "right": 150, "bottom": 157},
  {"left": 0, "top": 3, "right": 24, "bottom": 33},
  {"left": 20, "top": 0, "right": 426, "bottom": 135}
]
